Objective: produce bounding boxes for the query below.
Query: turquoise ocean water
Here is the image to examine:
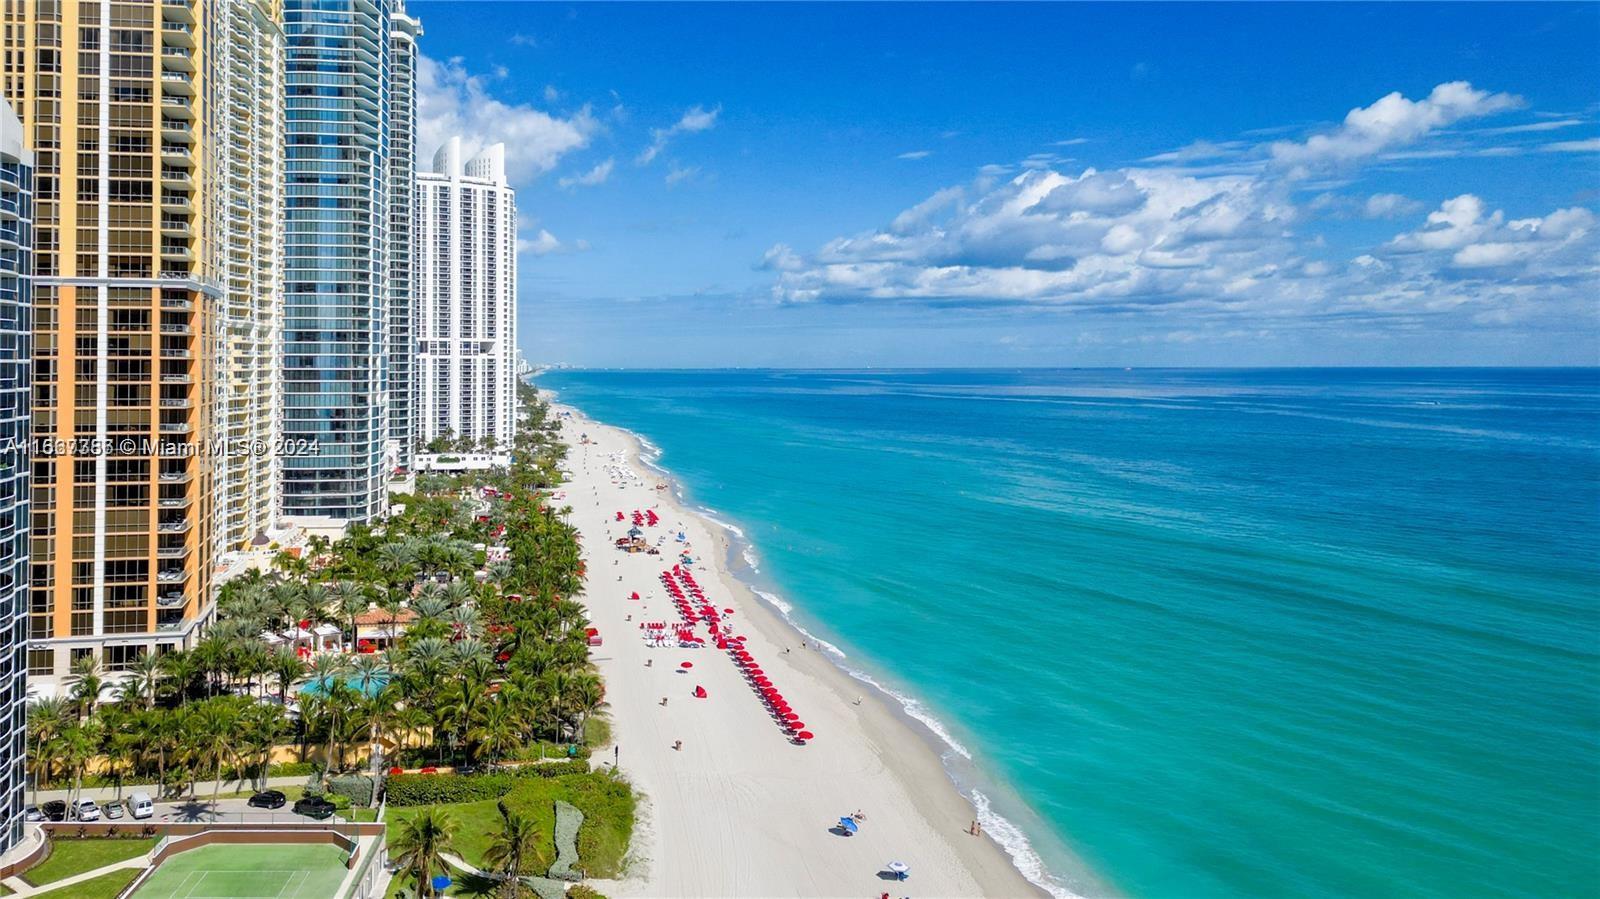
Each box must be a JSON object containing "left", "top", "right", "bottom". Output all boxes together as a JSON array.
[{"left": 537, "top": 368, "right": 1600, "bottom": 899}]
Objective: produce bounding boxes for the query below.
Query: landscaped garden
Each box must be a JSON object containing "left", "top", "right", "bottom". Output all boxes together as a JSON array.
[{"left": 26, "top": 386, "right": 634, "bottom": 898}]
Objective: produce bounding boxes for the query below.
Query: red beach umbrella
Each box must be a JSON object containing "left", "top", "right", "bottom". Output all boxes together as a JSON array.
[
  {"left": 785, "top": 711, "right": 800, "bottom": 721},
  {"left": 797, "top": 731, "right": 814, "bottom": 741},
  {"left": 680, "top": 662, "right": 693, "bottom": 669}
]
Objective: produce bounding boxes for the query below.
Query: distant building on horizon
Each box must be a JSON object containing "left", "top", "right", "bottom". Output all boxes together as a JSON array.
[
  {"left": 0, "top": 96, "right": 34, "bottom": 856},
  {"left": 416, "top": 137, "right": 518, "bottom": 457}
]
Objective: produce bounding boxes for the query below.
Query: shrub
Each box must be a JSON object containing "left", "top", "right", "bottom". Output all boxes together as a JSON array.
[
  {"left": 565, "top": 887, "right": 607, "bottom": 899},
  {"left": 498, "top": 773, "right": 635, "bottom": 880},
  {"left": 328, "top": 775, "right": 376, "bottom": 808},
  {"left": 382, "top": 762, "right": 593, "bottom": 806}
]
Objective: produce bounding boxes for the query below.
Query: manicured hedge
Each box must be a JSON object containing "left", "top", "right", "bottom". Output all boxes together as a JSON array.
[{"left": 383, "top": 760, "right": 590, "bottom": 807}]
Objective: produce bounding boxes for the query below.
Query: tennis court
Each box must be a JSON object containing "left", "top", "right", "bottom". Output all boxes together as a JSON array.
[{"left": 132, "top": 842, "right": 351, "bottom": 899}]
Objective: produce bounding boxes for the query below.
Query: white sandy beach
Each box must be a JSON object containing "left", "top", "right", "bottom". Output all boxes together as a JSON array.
[{"left": 552, "top": 400, "right": 1043, "bottom": 898}]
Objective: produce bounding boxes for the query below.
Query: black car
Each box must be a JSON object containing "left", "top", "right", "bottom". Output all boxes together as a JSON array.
[
  {"left": 248, "top": 790, "right": 287, "bottom": 810},
  {"left": 40, "top": 800, "right": 66, "bottom": 822},
  {"left": 292, "top": 796, "right": 336, "bottom": 820}
]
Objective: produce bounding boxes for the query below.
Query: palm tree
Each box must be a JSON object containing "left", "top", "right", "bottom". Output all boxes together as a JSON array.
[
  {"left": 188, "top": 699, "right": 242, "bottom": 807},
  {"left": 483, "top": 805, "right": 541, "bottom": 893},
  {"left": 391, "top": 807, "right": 459, "bottom": 898},
  {"left": 468, "top": 700, "right": 521, "bottom": 765},
  {"left": 330, "top": 580, "right": 369, "bottom": 648},
  {"left": 271, "top": 648, "right": 307, "bottom": 704},
  {"left": 60, "top": 719, "right": 102, "bottom": 809},
  {"left": 65, "top": 654, "right": 104, "bottom": 718},
  {"left": 118, "top": 652, "right": 165, "bottom": 710},
  {"left": 26, "top": 697, "right": 69, "bottom": 802}
]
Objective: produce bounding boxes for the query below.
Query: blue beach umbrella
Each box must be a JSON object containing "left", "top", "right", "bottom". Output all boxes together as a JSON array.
[
  {"left": 838, "top": 816, "right": 858, "bottom": 834},
  {"left": 431, "top": 874, "right": 453, "bottom": 891}
]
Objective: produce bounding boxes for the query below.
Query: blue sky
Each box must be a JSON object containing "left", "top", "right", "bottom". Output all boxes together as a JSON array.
[{"left": 411, "top": 1, "right": 1600, "bottom": 367}]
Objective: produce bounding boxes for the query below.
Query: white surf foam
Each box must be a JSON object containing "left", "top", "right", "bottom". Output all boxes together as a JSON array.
[{"left": 972, "top": 789, "right": 1081, "bottom": 899}]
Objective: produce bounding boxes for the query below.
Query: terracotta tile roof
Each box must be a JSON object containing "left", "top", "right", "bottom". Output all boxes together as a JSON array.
[{"left": 352, "top": 607, "right": 419, "bottom": 626}]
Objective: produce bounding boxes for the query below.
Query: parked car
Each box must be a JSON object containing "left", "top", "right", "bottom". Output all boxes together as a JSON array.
[
  {"left": 292, "top": 796, "right": 336, "bottom": 820},
  {"left": 22, "top": 805, "right": 42, "bottom": 822},
  {"left": 40, "top": 800, "right": 66, "bottom": 822},
  {"left": 127, "top": 792, "right": 154, "bottom": 820},
  {"left": 70, "top": 798, "right": 101, "bottom": 821},
  {"left": 102, "top": 801, "right": 124, "bottom": 820},
  {"left": 248, "top": 790, "right": 287, "bottom": 810}
]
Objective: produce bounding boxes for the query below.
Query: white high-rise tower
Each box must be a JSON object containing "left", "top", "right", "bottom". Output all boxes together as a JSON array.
[{"left": 416, "top": 138, "right": 517, "bottom": 456}]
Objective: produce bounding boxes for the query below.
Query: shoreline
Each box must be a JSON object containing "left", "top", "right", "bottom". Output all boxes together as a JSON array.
[{"left": 548, "top": 392, "right": 1059, "bottom": 898}]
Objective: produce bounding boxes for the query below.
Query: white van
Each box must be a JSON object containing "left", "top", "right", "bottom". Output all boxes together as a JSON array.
[{"left": 127, "top": 792, "right": 154, "bottom": 820}]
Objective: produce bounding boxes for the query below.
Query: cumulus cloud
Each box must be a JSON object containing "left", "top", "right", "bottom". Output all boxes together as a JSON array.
[
  {"left": 418, "top": 55, "right": 596, "bottom": 184},
  {"left": 638, "top": 105, "right": 720, "bottom": 165},
  {"left": 1384, "top": 195, "right": 1594, "bottom": 269},
  {"left": 1270, "top": 81, "right": 1522, "bottom": 174},
  {"left": 558, "top": 158, "right": 614, "bottom": 189},
  {"left": 764, "top": 81, "right": 1597, "bottom": 334}
]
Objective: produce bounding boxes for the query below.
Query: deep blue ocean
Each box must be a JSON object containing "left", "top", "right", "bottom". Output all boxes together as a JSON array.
[{"left": 537, "top": 368, "right": 1600, "bottom": 899}]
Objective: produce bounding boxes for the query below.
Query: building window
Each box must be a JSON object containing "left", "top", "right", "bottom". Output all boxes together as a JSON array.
[{"left": 26, "top": 649, "right": 54, "bottom": 677}]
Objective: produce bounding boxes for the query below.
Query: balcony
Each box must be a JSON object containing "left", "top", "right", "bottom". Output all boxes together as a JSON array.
[
  {"left": 162, "top": 23, "right": 196, "bottom": 48},
  {"left": 158, "top": 497, "right": 189, "bottom": 510},
  {"left": 160, "top": 374, "right": 191, "bottom": 384},
  {"left": 158, "top": 421, "right": 191, "bottom": 434},
  {"left": 155, "top": 619, "right": 184, "bottom": 632},
  {"left": 159, "top": 469, "right": 192, "bottom": 482},
  {"left": 160, "top": 119, "right": 194, "bottom": 142},
  {"left": 161, "top": 46, "right": 194, "bottom": 71},
  {"left": 161, "top": 144, "right": 193, "bottom": 164},
  {"left": 157, "top": 520, "right": 191, "bottom": 534},
  {"left": 157, "top": 544, "right": 189, "bottom": 560},
  {"left": 161, "top": 324, "right": 192, "bottom": 335},
  {"left": 161, "top": 296, "right": 193, "bottom": 310},
  {"left": 160, "top": 192, "right": 191, "bottom": 211},
  {"left": 156, "top": 568, "right": 186, "bottom": 582},
  {"left": 159, "top": 397, "right": 191, "bottom": 409},
  {"left": 162, "top": 0, "right": 197, "bottom": 24},
  {"left": 156, "top": 592, "right": 186, "bottom": 608}
]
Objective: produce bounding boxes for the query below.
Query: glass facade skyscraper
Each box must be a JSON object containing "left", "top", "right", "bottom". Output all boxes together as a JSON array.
[
  {"left": 0, "top": 97, "right": 34, "bottom": 857},
  {"left": 386, "top": 1, "right": 420, "bottom": 472},
  {"left": 281, "top": 0, "right": 394, "bottom": 524}
]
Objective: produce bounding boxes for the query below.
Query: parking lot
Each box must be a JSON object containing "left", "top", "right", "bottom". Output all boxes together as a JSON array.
[{"left": 35, "top": 795, "right": 353, "bottom": 826}]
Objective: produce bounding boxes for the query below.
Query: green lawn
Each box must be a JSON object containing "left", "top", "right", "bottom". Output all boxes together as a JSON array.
[
  {"left": 43, "top": 868, "right": 140, "bottom": 899},
  {"left": 23, "top": 837, "right": 158, "bottom": 885},
  {"left": 131, "top": 843, "right": 350, "bottom": 899},
  {"left": 387, "top": 798, "right": 505, "bottom": 871}
]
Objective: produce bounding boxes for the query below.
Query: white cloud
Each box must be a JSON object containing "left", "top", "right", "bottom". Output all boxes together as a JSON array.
[
  {"left": 1542, "top": 138, "right": 1600, "bottom": 153},
  {"left": 1270, "top": 81, "right": 1522, "bottom": 174},
  {"left": 1142, "top": 140, "right": 1248, "bottom": 164},
  {"left": 418, "top": 55, "right": 596, "bottom": 184},
  {"left": 520, "top": 229, "right": 563, "bottom": 255},
  {"left": 543, "top": 84, "right": 562, "bottom": 104},
  {"left": 508, "top": 33, "right": 539, "bottom": 48},
  {"left": 1054, "top": 138, "right": 1091, "bottom": 147},
  {"left": 665, "top": 162, "right": 700, "bottom": 186},
  {"left": 638, "top": 104, "right": 720, "bottom": 165},
  {"left": 1472, "top": 118, "right": 1585, "bottom": 135},
  {"left": 1385, "top": 195, "right": 1595, "bottom": 269},
  {"left": 1364, "top": 193, "right": 1424, "bottom": 219},
  {"left": 898, "top": 150, "right": 933, "bottom": 160},
  {"left": 765, "top": 82, "right": 1598, "bottom": 335},
  {"left": 558, "top": 158, "right": 614, "bottom": 189},
  {"left": 519, "top": 228, "right": 590, "bottom": 256}
]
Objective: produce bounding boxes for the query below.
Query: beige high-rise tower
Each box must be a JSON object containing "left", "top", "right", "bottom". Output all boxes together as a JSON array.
[{"left": 2, "top": 0, "right": 281, "bottom": 676}]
